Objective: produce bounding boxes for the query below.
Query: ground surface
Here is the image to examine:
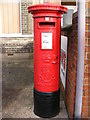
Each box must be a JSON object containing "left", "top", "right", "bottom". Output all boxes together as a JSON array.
[{"left": 2, "top": 53, "right": 68, "bottom": 119}]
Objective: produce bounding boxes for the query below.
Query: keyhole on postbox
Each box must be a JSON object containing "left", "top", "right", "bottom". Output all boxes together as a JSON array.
[{"left": 52, "top": 55, "right": 58, "bottom": 64}]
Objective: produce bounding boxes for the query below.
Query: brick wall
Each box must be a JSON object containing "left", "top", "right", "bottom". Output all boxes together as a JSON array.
[
  {"left": 81, "top": 1, "right": 90, "bottom": 118},
  {"left": 1, "top": 37, "right": 33, "bottom": 54},
  {"left": 61, "top": 12, "right": 78, "bottom": 118},
  {"left": 21, "top": 0, "right": 33, "bottom": 34},
  {"left": 61, "top": 4, "right": 90, "bottom": 118}
]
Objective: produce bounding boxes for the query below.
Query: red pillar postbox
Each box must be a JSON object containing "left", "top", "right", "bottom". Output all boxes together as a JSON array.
[{"left": 28, "top": 3, "right": 67, "bottom": 118}]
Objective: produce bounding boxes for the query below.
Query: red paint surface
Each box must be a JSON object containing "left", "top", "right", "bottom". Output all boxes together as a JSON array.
[{"left": 28, "top": 3, "right": 67, "bottom": 92}]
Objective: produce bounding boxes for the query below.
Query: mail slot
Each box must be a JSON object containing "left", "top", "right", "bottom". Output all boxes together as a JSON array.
[
  {"left": 28, "top": 3, "right": 67, "bottom": 118},
  {"left": 39, "top": 22, "right": 56, "bottom": 27}
]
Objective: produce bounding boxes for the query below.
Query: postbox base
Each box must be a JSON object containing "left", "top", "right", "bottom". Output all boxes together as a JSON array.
[{"left": 34, "top": 88, "right": 60, "bottom": 118}]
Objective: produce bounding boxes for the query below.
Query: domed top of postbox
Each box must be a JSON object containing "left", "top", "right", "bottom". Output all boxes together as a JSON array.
[{"left": 28, "top": 3, "right": 67, "bottom": 17}]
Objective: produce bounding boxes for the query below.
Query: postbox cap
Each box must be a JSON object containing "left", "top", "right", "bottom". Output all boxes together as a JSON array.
[{"left": 28, "top": 3, "right": 67, "bottom": 15}]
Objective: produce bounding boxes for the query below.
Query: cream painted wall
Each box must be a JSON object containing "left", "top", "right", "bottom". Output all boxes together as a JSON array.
[
  {"left": 33, "top": 0, "right": 40, "bottom": 4},
  {"left": 32, "top": 0, "right": 61, "bottom": 4},
  {"left": 46, "top": 0, "right": 61, "bottom": 4}
]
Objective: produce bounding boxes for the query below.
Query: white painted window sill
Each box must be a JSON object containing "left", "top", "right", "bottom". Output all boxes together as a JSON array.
[{"left": 0, "top": 34, "right": 34, "bottom": 38}]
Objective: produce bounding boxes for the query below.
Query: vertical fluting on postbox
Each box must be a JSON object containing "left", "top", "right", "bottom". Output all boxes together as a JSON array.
[{"left": 28, "top": 3, "right": 67, "bottom": 118}]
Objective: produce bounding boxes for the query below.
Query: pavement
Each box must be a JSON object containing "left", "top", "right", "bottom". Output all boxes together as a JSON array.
[{"left": 2, "top": 53, "right": 68, "bottom": 119}]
